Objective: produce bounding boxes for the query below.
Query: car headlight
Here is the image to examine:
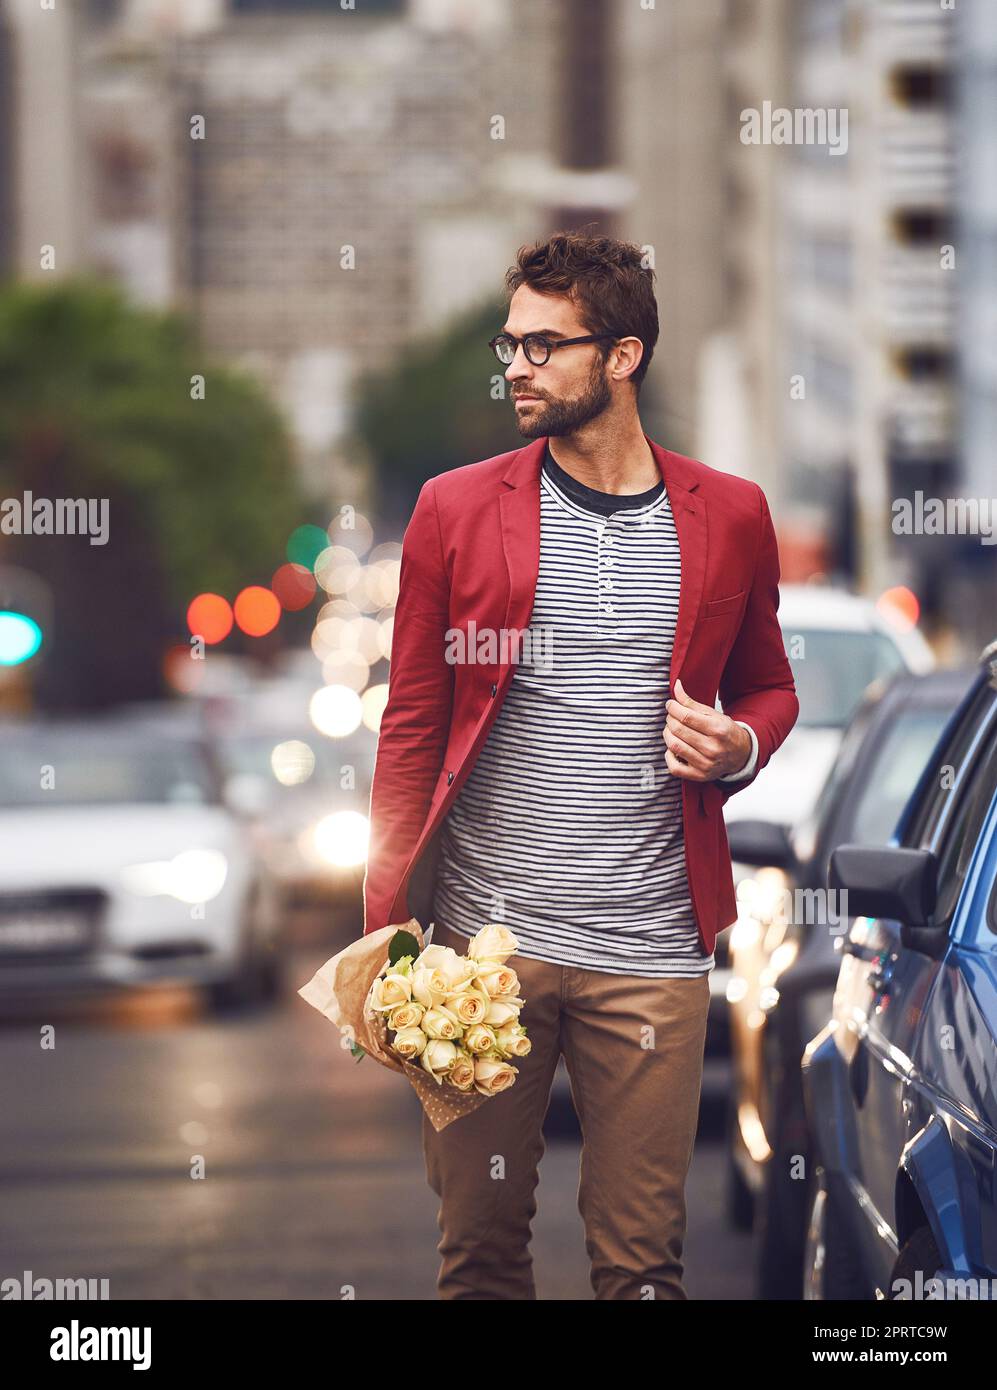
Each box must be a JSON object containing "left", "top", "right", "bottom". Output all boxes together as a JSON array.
[
  {"left": 121, "top": 849, "right": 229, "bottom": 904},
  {"left": 306, "top": 811, "right": 370, "bottom": 868}
]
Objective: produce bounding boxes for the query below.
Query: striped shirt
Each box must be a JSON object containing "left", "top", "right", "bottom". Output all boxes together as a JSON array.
[{"left": 430, "top": 444, "right": 714, "bottom": 978}]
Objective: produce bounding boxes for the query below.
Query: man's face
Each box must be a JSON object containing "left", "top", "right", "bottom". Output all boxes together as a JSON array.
[{"left": 501, "top": 285, "right": 613, "bottom": 439}]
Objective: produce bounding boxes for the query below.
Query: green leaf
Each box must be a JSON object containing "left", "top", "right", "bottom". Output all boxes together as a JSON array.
[{"left": 388, "top": 929, "right": 421, "bottom": 967}]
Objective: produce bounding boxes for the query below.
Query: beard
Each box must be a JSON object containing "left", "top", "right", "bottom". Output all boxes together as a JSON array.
[{"left": 512, "top": 357, "right": 612, "bottom": 439}]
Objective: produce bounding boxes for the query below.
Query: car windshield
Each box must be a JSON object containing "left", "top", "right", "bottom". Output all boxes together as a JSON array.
[
  {"left": 783, "top": 629, "right": 908, "bottom": 729},
  {"left": 847, "top": 707, "right": 955, "bottom": 845},
  {"left": 0, "top": 734, "right": 216, "bottom": 808}
]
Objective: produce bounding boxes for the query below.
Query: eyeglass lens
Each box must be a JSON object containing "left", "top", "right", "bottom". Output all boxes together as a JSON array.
[{"left": 493, "top": 335, "right": 549, "bottom": 366}]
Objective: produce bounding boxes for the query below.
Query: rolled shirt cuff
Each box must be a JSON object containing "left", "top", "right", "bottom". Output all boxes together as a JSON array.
[{"left": 718, "top": 721, "right": 759, "bottom": 781}]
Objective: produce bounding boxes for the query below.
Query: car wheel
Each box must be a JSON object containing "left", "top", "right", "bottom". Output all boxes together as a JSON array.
[
  {"left": 803, "top": 1164, "right": 871, "bottom": 1300},
  {"left": 724, "top": 1092, "right": 755, "bottom": 1231},
  {"left": 889, "top": 1226, "right": 944, "bottom": 1300}
]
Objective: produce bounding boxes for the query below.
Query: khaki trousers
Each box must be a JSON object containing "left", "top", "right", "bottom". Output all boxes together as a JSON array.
[{"left": 422, "top": 920, "right": 711, "bottom": 1300}]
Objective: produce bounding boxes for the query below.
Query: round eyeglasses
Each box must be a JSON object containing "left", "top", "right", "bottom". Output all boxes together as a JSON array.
[{"left": 488, "top": 332, "right": 619, "bottom": 367}]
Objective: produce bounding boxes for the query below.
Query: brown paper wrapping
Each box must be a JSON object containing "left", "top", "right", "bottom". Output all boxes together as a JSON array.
[{"left": 297, "top": 918, "right": 491, "bottom": 1132}]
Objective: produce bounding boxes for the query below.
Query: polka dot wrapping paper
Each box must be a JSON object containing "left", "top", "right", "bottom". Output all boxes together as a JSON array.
[{"left": 297, "top": 918, "right": 491, "bottom": 1132}]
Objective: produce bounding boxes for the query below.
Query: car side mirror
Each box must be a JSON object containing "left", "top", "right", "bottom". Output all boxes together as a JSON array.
[
  {"left": 828, "top": 845, "right": 938, "bottom": 940},
  {"left": 726, "top": 819, "right": 797, "bottom": 873}
]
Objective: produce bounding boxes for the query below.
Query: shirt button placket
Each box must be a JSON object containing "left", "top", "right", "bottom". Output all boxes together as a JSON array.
[{"left": 598, "top": 517, "right": 617, "bottom": 628}]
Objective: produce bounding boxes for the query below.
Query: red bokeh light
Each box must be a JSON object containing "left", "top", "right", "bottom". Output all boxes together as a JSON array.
[
  {"left": 187, "top": 593, "right": 234, "bottom": 645},
  {"left": 271, "top": 562, "right": 317, "bottom": 611}
]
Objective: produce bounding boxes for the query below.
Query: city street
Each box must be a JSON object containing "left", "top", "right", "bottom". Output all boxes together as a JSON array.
[
  {"left": 2, "top": 0, "right": 996, "bottom": 1348},
  {"left": 0, "top": 932, "right": 752, "bottom": 1301}
]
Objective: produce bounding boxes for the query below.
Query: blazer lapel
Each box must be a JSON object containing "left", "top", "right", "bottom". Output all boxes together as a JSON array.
[
  {"left": 499, "top": 437, "right": 544, "bottom": 647},
  {"left": 647, "top": 438, "right": 707, "bottom": 689}
]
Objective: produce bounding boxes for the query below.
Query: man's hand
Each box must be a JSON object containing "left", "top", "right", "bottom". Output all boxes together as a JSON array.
[{"left": 663, "top": 677, "right": 753, "bottom": 782}]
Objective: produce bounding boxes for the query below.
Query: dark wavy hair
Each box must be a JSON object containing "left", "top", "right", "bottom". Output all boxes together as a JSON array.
[{"left": 504, "top": 231, "right": 659, "bottom": 390}]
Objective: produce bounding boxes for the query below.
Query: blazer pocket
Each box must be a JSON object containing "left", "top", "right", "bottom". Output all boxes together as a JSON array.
[{"left": 704, "top": 589, "right": 746, "bottom": 618}]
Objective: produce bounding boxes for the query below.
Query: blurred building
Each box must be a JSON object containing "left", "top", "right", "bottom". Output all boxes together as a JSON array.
[
  {"left": 848, "top": 0, "right": 957, "bottom": 605},
  {"left": 2, "top": 0, "right": 993, "bottom": 648},
  {"left": 697, "top": 0, "right": 975, "bottom": 637},
  {"left": 6, "top": 0, "right": 557, "bottom": 500},
  {"left": 2, "top": 0, "right": 90, "bottom": 278},
  {"left": 617, "top": 0, "right": 728, "bottom": 456},
  {"left": 955, "top": 0, "right": 997, "bottom": 649},
  {"left": 697, "top": 0, "right": 791, "bottom": 506},
  {"left": 169, "top": 0, "right": 555, "bottom": 497}
]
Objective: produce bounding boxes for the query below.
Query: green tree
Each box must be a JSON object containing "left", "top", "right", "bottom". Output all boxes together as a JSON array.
[
  {"left": 354, "top": 298, "right": 516, "bottom": 522},
  {"left": 0, "top": 278, "right": 304, "bottom": 710}
]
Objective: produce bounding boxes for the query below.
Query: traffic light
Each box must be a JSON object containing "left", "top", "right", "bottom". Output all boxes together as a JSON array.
[{"left": 0, "top": 610, "right": 42, "bottom": 665}]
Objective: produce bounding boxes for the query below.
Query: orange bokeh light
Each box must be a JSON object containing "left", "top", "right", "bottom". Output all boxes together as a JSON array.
[
  {"left": 187, "top": 593, "right": 234, "bottom": 644},
  {"left": 234, "top": 585, "right": 281, "bottom": 637},
  {"left": 271, "top": 562, "right": 317, "bottom": 611}
]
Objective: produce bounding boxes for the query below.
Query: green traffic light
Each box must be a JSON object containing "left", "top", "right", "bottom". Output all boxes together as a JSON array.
[{"left": 0, "top": 611, "right": 43, "bottom": 665}]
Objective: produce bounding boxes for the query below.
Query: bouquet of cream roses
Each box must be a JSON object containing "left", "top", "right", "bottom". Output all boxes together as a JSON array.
[
  {"left": 369, "top": 922, "right": 530, "bottom": 1096},
  {"left": 298, "top": 918, "right": 530, "bottom": 1131}
]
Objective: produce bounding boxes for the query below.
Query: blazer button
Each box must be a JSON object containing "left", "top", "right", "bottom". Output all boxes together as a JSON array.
[
  {"left": 491, "top": 683, "right": 497, "bottom": 697},
  {"left": 447, "top": 772, "right": 454, "bottom": 785}
]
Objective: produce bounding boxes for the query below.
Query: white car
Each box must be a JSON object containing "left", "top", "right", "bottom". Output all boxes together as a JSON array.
[
  {"left": 707, "top": 584, "right": 936, "bottom": 1041},
  {"left": 723, "top": 584, "right": 936, "bottom": 828},
  {"left": 0, "top": 719, "right": 283, "bottom": 1013}
]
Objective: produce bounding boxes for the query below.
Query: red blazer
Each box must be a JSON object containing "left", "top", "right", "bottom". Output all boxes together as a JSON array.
[{"left": 362, "top": 434, "right": 799, "bottom": 958}]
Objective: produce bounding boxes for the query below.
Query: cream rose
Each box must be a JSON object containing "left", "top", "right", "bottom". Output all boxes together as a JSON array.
[
  {"left": 445, "top": 988, "right": 490, "bottom": 1026},
  {"left": 467, "top": 924, "right": 519, "bottom": 964},
  {"left": 413, "top": 944, "right": 475, "bottom": 989},
  {"left": 447, "top": 1051, "right": 477, "bottom": 1091},
  {"left": 494, "top": 1021, "right": 532, "bottom": 1058},
  {"left": 473, "top": 1057, "right": 518, "bottom": 1096},
  {"left": 369, "top": 972, "right": 413, "bottom": 1012},
  {"left": 462, "top": 1022, "right": 499, "bottom": 1055},
  {"left": 473, "top": 962, "right": 520, "bottom": 997},
  {"left": 392, "top": 1026, "right": 428, "bottom": 1060},
  {"left": 422, "top": 1005, "right": 463, "bottom": 1041},
  {"left": 484, "top": 997, "right": 524, "bottom": 1028},
  {"left": 420, "top": 1038, "right": 458, "bottom": 1082},
  {"left": 410, "top": 966, "right": 449, "bottom": 1008},
  {"left": 388, "top": 1001, "right": 425, "bottom": 1031}
]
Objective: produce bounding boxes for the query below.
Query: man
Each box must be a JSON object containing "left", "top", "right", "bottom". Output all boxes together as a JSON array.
[{"left": 363, "top": 231, "right": 799, "bottom": 1299}]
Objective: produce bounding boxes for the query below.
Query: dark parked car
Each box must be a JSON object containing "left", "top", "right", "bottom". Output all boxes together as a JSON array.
[
  {"left": 723, "top": 667, "right": 974, "bottom": 1298},
  {"left": 803, "top": 640, "right": 997, "bottom": 1299}
]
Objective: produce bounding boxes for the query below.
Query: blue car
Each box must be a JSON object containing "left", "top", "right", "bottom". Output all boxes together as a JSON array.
[{"left": 802, "top": 640, "right": 997, "bottom": 1299}]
